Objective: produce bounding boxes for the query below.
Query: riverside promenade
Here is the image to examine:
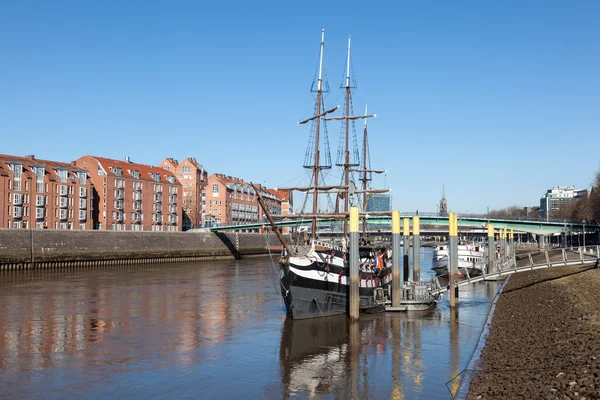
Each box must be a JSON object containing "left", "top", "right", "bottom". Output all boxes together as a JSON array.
[{"left": 467, "top": 263, "right": 600, "bottom": 399}]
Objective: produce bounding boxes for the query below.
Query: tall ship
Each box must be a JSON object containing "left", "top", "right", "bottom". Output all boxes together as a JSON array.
[{"left": 256, "top": 30, "right": 392, "bottom": 319}]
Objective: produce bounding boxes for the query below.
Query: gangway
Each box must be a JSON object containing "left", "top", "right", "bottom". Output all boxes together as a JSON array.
[{"left": 429, "top": 246, "right": 600, "bottom": 296}]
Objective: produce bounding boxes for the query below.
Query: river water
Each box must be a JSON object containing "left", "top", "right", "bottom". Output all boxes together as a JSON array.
[{"left": 0, "top": 248, "right": 500, "bottom": 399}]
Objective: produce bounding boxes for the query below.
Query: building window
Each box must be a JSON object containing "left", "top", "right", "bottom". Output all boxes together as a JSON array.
[
  {"left": 182, "top": 166, "right": 190, "bottom": 173},
  {"left": 212, "top": 184, "right": 218, "bottom": 193}
]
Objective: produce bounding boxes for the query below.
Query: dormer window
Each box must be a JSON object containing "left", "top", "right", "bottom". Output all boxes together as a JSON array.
[
  {"left": 8, "top": 162, "right": 24, "bottom": 175},
  {"left": 77, "top": 171, "right": 87, "bottom": 184},
  {"left": 31, "top": 165, "right": 45, "bottom": 178},
  {"left": 129, "top": 170, "right": 140, "bottom": 179},
  {"left": 166, "top": 176, "right": 175, "bottom": 184},
  {"left": 55, "top": 168, "right": 68, "bottom": 181},
  {"left": 109, "top": 167, "right": 122, "bottom": 176},
  {"left": 150, "top": 173, "right": 160, "bottom": 182}
]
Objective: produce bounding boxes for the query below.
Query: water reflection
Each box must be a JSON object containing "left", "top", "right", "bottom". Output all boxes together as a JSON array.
[
  {"left": 279, "top": 307, "right": 470, "bottom": 399},
  {"left": 0, "top": 250, "right": 500, "bottom": 399}
]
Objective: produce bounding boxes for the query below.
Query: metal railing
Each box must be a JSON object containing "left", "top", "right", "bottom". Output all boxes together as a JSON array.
[{"left": 429, "top": 245, "right": 600, "bottom": 295}]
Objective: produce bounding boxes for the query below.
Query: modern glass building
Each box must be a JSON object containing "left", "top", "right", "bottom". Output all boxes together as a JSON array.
[{"left": 365, "top": 194, "right": 392, "bottom": 212}]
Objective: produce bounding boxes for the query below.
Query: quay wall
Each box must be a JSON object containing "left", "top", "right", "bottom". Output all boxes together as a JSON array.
[{"left": 0, "top": 229, "right": 284, "bottom": 270}]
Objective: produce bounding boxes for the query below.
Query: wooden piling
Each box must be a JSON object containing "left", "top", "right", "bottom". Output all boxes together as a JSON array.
[
  {"left": 391, "top": 210, "right": 401, "bottom": 307},
  {"left": 349, "top": 206, "right": 360, "bottom": 320},
  {"left": 449, "top": 212, "right": 458, "bottom": 308},
  {"left": 488, "top": 223, "right": 495, "bottom": 273},
  {"left": 413, "top": 216, "right": 420, "bottom": 282},
  {"left": 403, "top": 218, "right": 410, "bottom": 283}
]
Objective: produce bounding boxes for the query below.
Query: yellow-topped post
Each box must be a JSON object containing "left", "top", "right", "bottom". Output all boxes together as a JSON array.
[
  {"left": 403, "top": 217, "right": 410, "bottom": 283},
  {"left": 502, "top": 226, "right": 507, "bottom": 261},
  {"left": 349, "top": 206, "right": 360, "bottom": 320},
  {"left": 413, "top": 216, "right": 421, "bottom": 282},
  {"left": 449, "top": 212, "right": 459, "bottom": 307},
  {"left": 488, "top": 223, "right": 495, "bottom": 273},
  {"left": 391, "top": 211, "right": 401, "bottom": 307}
]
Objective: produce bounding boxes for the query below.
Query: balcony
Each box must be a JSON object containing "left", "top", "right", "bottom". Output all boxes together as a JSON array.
[
  {"left": 79, "top": 187, "right": 87, "bottom": 198},
  {"left": 155, "top": 186, "right": 162, "bottom": 193},
  {"left": 169, "top": 205, "right": 177, "bottom": 214},
  {"left": 36, "top": 207, "right": 45, "bottom": 220},
  {"left": 60, "top": 209, "right": 68, "bottom": 221},
  {"left": 13, "top": 206, "right": 23, "bottom": 219},
  {"left": 79, "top": 199, "right": 87, "bottom": 209},
  {"left": 169, "top": 195, "right": 177, "bottom": 204},
  {"left": 115, "top": 200, "right": 124, "bottom": 210},
  {"left": 156, "top": 213, "right": 162, "bottom": 224},
  {"left": 115, "top": 189, "right": 124, "bottom": 200},
  {"left": 79, "top": 210, "right": 87, "bottom": 221},
  {"left": 133, "top": 201, "right": 141, "bottom": 211},
  {"left": 60, "top": 197, "right": 68, "bottom": 208},
  {"left": 115, "top": 212, "right": 124, "bottom": 222},
  {"left": 134, "top": 192, "right": 142, "bottom": 201},
  {"left": 134, "top": 212, "right": 141, "bottom": 222},
  {"left": 60, "top": 185, "right": 68, "bottom": 196},
  {"left": 13, "top": 194, "right": 23, "bottom": 205}
]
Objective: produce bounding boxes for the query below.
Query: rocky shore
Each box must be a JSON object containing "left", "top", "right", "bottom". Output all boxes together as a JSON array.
[{"left": 467, "top": 263, "right": 600, "bottom": 400}]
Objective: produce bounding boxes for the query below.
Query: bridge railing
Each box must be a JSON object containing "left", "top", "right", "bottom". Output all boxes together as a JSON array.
[{"left": 429, "top": 245, "right": 600, "bottom": 295}]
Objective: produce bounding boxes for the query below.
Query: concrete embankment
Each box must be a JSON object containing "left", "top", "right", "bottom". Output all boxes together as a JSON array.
[
  {"left": 0, "top": 229, "right": 284, "bottom": 270},
  {"left": 467, "top": 264, "right": 600, "bottom": 399}
]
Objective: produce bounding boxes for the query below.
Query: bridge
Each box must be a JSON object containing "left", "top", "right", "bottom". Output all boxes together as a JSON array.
[
  {"left": 428, "top": 245, "right": 600, "bottom": 296},
  {"left": 201, "top": 213, "right": 599, "bottom": 235}
]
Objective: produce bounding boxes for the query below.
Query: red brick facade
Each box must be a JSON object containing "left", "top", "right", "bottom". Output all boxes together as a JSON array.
[
  {"left": 159, "top": 157, "right": 207, "bottom": 230},
  {"left": 206, "top": 173, "right": 287, "bottom": 229},
  {"left": 75, "top": 156, "right": 183, "bottom": 231},
  {"left": 0, "top": 154, "right": 94, "bottom": 230}
]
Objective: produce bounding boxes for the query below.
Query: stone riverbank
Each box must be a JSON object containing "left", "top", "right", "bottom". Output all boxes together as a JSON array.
[
  {"left": 0, "top": 229, "right": 284, "bottom": 270},
  {"left": 467, "top": 263, "right": 600, "bottom": 399}
]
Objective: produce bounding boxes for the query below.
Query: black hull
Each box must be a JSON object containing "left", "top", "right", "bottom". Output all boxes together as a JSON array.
[{"left": 280, "top": 262, "right": 390, "bottom": 320}]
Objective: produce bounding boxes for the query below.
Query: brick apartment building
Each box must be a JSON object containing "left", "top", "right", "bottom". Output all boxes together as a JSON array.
[
  {"left": 267, "top": 189, "right": 293, "bottom": 234},
  {"left": 159, "top": 157, "right": 207, "bottom": 230},
  {"left": 206, "top": 173, "right": 286, "bottom": 228},
  {"left": 75, "top": 156, "right": 183, "bottom": 231},
  {"left": 0, "top": 154, "right": 94, "bottom": 230}
]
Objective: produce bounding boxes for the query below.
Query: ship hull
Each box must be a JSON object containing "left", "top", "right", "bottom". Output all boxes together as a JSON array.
[{"left": 280, "top": 260, "right": 391, "bottom": 320}]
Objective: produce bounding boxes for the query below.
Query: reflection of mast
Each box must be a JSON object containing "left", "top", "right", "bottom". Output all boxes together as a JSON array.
[
  {"left": 349, "top": 321, "right": 361, "bottom": 398},
  {"left": 391, "top": 318, "right": 404, "bottom": 400},
  {"left": 413, "top": 319, "right": 424, "bottom": 394}
]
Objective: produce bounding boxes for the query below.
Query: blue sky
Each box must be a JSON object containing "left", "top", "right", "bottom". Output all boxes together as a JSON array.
[{"left": 1, "top": 1, "right": 599, "bottom": 213}]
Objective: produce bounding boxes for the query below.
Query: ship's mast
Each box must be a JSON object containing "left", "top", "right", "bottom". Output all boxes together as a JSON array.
[
  {"left": 311, "top": 29, "right": 325, "bottom": 239},
  {"left": 362, "top": 104, "right": 368, "bottom": 237},
  {"left": 343, "top": 36, "right": 352, "bottom": 240}
]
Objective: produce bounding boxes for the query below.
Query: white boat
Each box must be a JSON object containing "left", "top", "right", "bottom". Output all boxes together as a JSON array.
[{"left": 431, "top": 242, "right": 486, "bottom": 277}]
